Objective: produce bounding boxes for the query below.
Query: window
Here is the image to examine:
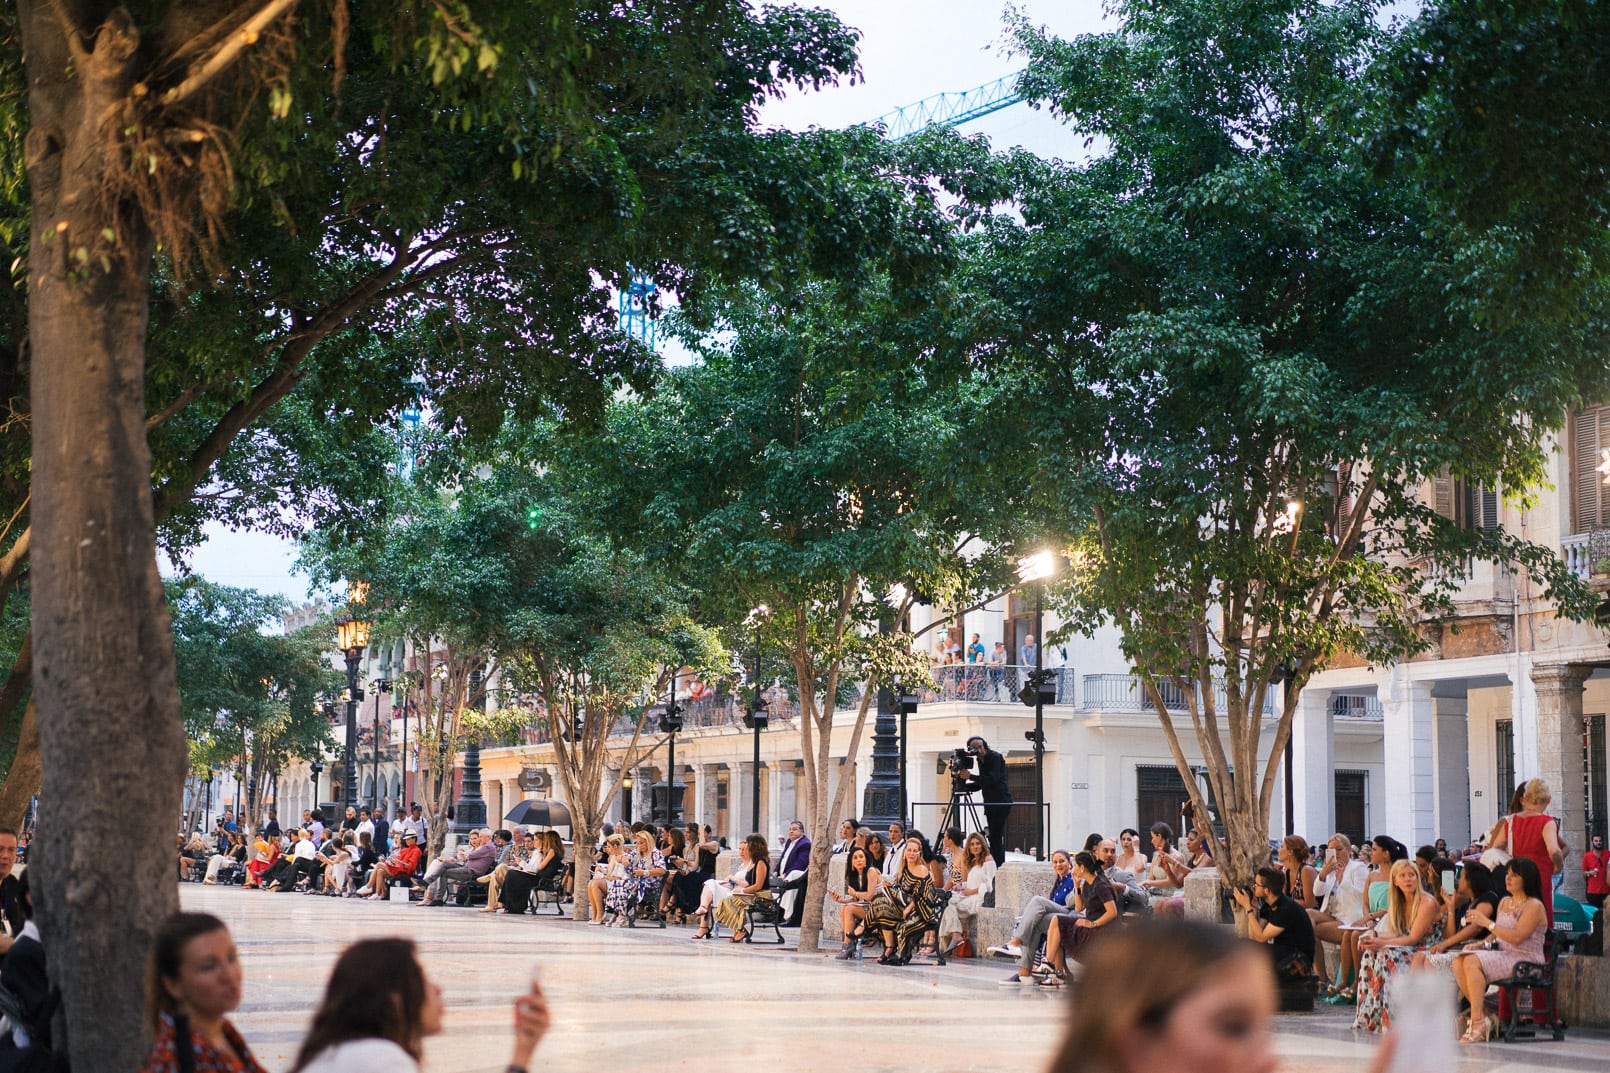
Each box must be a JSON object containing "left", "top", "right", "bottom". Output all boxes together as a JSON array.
[
  {"left": 1431, "top": 467, "right": 1499, "bottom": 531},
  {"left": 1588, "top": 715, "right": 1606, "bottom": 846},
  {"left": 1334, "top": 771, "right": 1367, "bottom": 846},
  {"left": 1006, "top": 594, "right": 1032, "bottom": 664},
  {"left": 1570, "top": 404, "right": 1610, "bottom": 534},
  {"left": 1495, "top": 719, "right": 1515, "bottom": 809}
]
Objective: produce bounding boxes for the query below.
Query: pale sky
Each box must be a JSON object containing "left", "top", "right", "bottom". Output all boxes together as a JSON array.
[{"left": 164, "top": 1, "right": 1110, "bottom": 604}]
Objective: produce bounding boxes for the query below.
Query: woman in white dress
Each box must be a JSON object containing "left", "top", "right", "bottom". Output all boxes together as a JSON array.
[
  {"left": 938, "top": 831, "right": 996, "bottom": 954},
  {"left": 292, "top": 938, "right": 548, "bottom": 1073}
]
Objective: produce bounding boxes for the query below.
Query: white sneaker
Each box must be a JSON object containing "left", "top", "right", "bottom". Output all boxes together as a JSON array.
[{"left": 986, "top": 943, "right": 1021, "bottom": 959}]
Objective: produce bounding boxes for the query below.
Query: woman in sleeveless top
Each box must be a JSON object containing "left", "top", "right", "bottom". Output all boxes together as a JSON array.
[
  {"left": 1353, "top": 860, "right": 1442, "bottom": 1032},
  {"left": 1491, "top": 778, "right": 1565, "bottom": 925},
  {"left": 712, "top": 833, "right": 775, "bottom": 942},
  {"left": 831, "top": 845, "right": 883, "bottom": 958},
  {"left": 1451, "top": 857, "right": 1548, "bottom": 1043},
  {"left": 865, "top": 834, "right": 942, "bottom": 964},
  {"left": 1325, "top": 836, "right": 1402, "bottom": 1004}
]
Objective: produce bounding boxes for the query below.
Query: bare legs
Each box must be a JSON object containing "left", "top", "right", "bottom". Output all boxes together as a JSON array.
[{"left": 1451, "top": 954, "right": 1492, "bottom": 1040}]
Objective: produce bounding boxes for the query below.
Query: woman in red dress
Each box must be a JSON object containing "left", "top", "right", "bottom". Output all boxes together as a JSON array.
[{"left": 1492, "top": 777, "right": 1565, "bottom": 924}]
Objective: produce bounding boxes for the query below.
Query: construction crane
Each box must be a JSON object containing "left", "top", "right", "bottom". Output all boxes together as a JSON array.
[{"left": 619, "top": 71, "right": 1028, "bottom": 345}]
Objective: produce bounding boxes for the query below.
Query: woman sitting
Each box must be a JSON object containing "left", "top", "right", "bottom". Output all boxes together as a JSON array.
[
  {"left": 352, "top": 831, "right": 379, "bottom": 889},
  {"left": 937, "top": 831, "right": 996, "bottom": 955},
  {"left": 500, "top": 831, "right": 565, "bottom": 914},
  {"left": 1142, "top": 823, "right": 1189, "bottom": 916},
  {"left": 1412, "top": 860, "right": 1499, "bottom": 971},
  {"left": 1324, "top": 835, "right": 1403, "bottom": 1004},
  {"left": 670, "top": 824, "right": 719, "bottom": 922},
  {"left": 831, "top": 845, "right": 884, "bottom": 958},
  {"left": 1278, "top": 836, "right": 1319, "bottom": 910},
  {"left": 289, "top": 937, "right": 548, "bottom": 1073},
  {"left": 358, "top": 830, "right": 422, "bottom": 898},
  {"left": 618, "top": 829, "right": 668, "bottom": 919},
  {"left": 1307, "top": 833, "right": 1369, "bottom": 988},
  {"left": 711, "top": 833, "right": 775, "bottom": 943},
  {"left": 317, "top": 832, "right": 358, "bottom": 897},
  {"left": 244, "top": 831, "right": 281, "bottom": 889},
  {"left": 1039, "top": 851, "right": 1118, "bottom": 986},
  {"left": 479, "top": 830, "right": 534, "bottom": 912},
  {"left": 1448, "top": 856, "right": 1548, "bottom": 1043},
  {"left": 657, "top": 827, "right": 687, "bottom": 918},
  {"left": 586, "top": 834, "right": 630, "bottom": 924},
  {"left": 864, "top": 833, "right": 942, "bottom": 965},
  {"left": 202, "top": 832, "right": 247, "bottom": 885},
  {"left": 1352, "top": 858, "right": 1440, "bottom": 1032},
  {"left": 177, "top": 833, "right": 211, "bottom": 882}
]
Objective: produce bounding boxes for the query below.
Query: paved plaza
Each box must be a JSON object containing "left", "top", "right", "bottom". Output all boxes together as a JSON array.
[{"left": 183, "top": 885, "right": 1606, "bottom": 1073}]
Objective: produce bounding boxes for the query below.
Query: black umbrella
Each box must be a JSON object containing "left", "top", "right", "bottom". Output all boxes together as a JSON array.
[{"left": 504, "top": 799, "right": 573, "bottom": 828}]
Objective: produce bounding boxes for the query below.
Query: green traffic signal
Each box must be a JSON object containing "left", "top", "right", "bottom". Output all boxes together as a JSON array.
[{"left": 526, "top": 506, "right": 541, "bottom": 529}]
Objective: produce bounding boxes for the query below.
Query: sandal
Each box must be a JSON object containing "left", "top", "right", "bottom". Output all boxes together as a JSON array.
[{"left": 731, "top": 930, "right": 748, "bottom": 943}]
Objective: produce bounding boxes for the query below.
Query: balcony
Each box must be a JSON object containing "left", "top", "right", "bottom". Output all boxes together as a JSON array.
[
  {"left": 925, "top": 665, "right": 1075, "bottom": 705},
  {"left": 1081, "top": 673, "right": 1276, "bottom": 715},
  {"left": 1330, "top": 693, "right": 1383, "bottom": 721}
]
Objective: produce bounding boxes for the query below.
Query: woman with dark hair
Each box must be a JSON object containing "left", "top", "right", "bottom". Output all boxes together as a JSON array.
[
  {"left": 867, "top": 833, "right": 889, "bottom": 874},
  {"left": 138, "top": 912, "right": 265, "bottom": 1073},
  {"left": 1142, "top": 824, "right": 1188, "bottom": 915},
  {"left": 1277, "top": 836, "right": 1318, "bottom": 910},
  {"left": 830, "top": 844, "right": 884, "bottom": 958},
  {"left": 499, "top": 831, "right": 565, "bottom": 915},
  {"left": 291, "top": 938, "right": 548, "bottom": 1072},
  {"left": 1114, "top": 828, "right": 1148, "bottom": 877},
  {"left": 1039, "top": 851, "right": 1118, "bottom": 986},
  {"left": 670, "top": 825, "right": 718, "bottom": 921},
  {"left": 1413, "top": 860, "right": 1500, "bottom": 972},
  {"left": 864, "top": 834, "right": 942, "bottom": 965},
  {"left": 711, "top": 833, "right": 775, "bottom": 943},
  {"left": 1450, "top": 856, "right": 1547, "bottom": 1042}
]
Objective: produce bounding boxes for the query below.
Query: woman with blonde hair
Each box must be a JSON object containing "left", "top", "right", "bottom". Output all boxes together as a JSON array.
[
  {"left": 937, "top": 830, "right": 995, "bottom": 954},
  {"left": 1351, "top": 858, "right": 1440, "bottom": 1032},
  {"left": 1485, "top": 776, "right": 1565, "bottom": 924},
  {"left": 864, "top": 833, "right": 942, "bottom": 965},
  {"left": 586, "top": 833, "right": 628, "bottom": 924}
]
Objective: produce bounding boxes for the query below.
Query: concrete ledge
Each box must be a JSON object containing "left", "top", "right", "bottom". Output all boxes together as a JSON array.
[
  {"left": 1559, "top": 954, "right": 1610, "bottom": 1030},
  {"left": 1184, "top": 865, "right": 1219, "bottom": 921},
  {"left": 820, "top": 860, "right": 1056, "bottom": 952}
]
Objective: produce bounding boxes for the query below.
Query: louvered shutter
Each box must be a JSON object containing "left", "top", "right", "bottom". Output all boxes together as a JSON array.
[
  {"left": 1572, "top": 406, "right": 1610, "bottom": 533},
  {"left": 1432, "top": 466, "right": 1455, "bottom": 520}
]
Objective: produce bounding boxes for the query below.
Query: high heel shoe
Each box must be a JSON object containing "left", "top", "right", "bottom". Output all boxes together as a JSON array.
[
  {"left": 1459, "top": 1017, "right": 1494, "bottom": 1043},
  {"left": 834, "top": 938, "right": 857, "bottom": 960},
  {"left": 691, "top": 927, "right": 711, "bottom": 940}
]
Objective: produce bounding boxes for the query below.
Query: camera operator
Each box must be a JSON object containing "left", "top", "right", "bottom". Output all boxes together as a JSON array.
[{"left": 956, "top": 736, "right": 1012, "bottom": 865}]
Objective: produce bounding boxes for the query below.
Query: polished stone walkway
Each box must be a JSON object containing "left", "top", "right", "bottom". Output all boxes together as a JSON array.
[{"left": 181, "top": 886, "right": 1606, "bottom": 1073}]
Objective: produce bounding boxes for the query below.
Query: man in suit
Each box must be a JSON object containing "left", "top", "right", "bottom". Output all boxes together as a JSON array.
[
  {"left": 0, "top": 829, "right": 21, "bottom": 963},
  {"left": 774, "top": 820, "right": 812, "bottom": 926},
  {"left": 371, "top": 806, "right": 391, "bottom": 856}
]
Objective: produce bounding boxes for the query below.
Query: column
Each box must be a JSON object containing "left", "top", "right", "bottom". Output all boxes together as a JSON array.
[
  {"left": 1431, "top": 697, "right": 1471, "bottom": 847},
  {"left": 1512, "top": 651, "right": 1540, "bottom": 782},
  {"left": 1531, "top": 663, "right": 1590, "bottom": 899},
  {"left": 692, "top": 765, "right": 709, "bottom": 829},
  {"left": 732, "top": 762, "right": 754, "bottom": 841},
  {"left": 1291, "top": 687, "right": 1335, "bottom": 840},
  {"left": 1381, "top": 670, "right": 1436, "bottom": 847}
]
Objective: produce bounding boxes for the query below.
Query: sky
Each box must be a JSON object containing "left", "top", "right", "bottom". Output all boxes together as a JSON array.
[{"left": 161, "top": 1, "right": 1111, "bottom": 606}]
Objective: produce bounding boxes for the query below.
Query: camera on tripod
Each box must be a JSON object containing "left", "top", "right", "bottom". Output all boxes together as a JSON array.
[{"left": 947, "top": 747, "right": 976, "bottom": 775}]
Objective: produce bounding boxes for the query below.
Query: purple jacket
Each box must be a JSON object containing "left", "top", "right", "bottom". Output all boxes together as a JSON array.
[{"left": 463, "top": 840, "right": 499, "bottom": 877}]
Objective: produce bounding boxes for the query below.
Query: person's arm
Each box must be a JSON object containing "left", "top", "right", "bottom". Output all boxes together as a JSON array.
[
  {"left": 865, "top": 868, "right": 882, "bottom": 897},
  {"left": 1542, "top": 819, "right": 1565, "bottom": 869},
  {"left": 1075, "top": 892, "right": 1118, "bottom": 929},
  {"left": 1477, "top": 898, "right": 1546, "bottom": 947}
]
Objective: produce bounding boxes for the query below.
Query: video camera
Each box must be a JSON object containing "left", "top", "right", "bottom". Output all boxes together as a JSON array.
[{"left": 946, "top": 747, "right": 976, "bottom": 776}]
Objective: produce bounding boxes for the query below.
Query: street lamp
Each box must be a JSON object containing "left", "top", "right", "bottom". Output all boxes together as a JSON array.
[
  {"left": 622, "top": 770, "right": 635, "bottom": 823},
  {"left": 335, "top": 583, "right": 373, "bottom": 813},
  {"left": 372, "top": 676, "right": 392, "bottom": 814},
  {"left": 743, "top": 606, "right": 770, "bottom": 835},
  {"left": 659, "top": 670, "right": 684, "bottom": 826},
  {"left": 1017, "top": 550, "right": 1057, "bottom": 861},
  {"left": 309, "top": 757, "right": 324, "bottom": 806}
]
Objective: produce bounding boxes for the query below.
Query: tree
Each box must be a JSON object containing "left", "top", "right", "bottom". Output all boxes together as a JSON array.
[
  {"left": 166, "top": 578, "right": 338, "bottom": 830},
  {"left": 599, "top": 276, "right": 1006, "bottom": 952},
  {"left": 4, "top": 3, "right": 915, "bottom": 1063},
  {"left": 955, "top": 0, "right": 1605, "bottom": 904}
]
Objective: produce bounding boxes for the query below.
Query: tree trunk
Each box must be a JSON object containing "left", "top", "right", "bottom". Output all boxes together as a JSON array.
[
  {"left": 22, "top": 9, "right": 187, "bottom": 1070},
  {"left": 0, "top": 700, "right": 41, "bottom": 831}
]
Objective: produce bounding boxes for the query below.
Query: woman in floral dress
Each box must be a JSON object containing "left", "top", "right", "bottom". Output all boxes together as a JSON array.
[{"left": 1352, "top": 858, "right": 1441, "bottom": 1032}]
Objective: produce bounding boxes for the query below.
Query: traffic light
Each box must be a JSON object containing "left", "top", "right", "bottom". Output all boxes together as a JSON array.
[
  {"left": 526, "top": 505, "right": 542, "bottom": 530},
  {"left": 659, "top": 701, "right": 684, "bottom": 735},
  {"left": 742, "top": 695, "right": 769, "bottom": 730}
]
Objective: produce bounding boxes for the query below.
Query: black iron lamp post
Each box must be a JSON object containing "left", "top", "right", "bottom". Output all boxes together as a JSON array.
[
  {"left": 622, "top": 770, "right": 635, "bottom": 823},
  {"left": 742, "top": 606, "right": 770, "bottom": 835},
  {"left": 372, "top": 676, "right": 392, "bottom": 812},
  {"left": 659, "top": 671, "right": 684, "bottom": 826},
  {"left": 1016, "top": 551, "right": 1057, "bottom": 861},
  {"left": 309, "top": 757, "right": 324, "bottom": 805},
  {"left": 335, "top": 584, "right": 373, "bottom": 813}
]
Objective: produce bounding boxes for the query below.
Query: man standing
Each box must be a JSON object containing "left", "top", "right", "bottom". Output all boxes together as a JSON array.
[
  {"left": 774, "top": 820, "right": 812, "bottom": 926},
  {"left": 1583, "top": 834, "right": 1609, "bottom": 912},
  {"left": 966, "top": 633, "right": 985, "bottom": 663},
  {"left": 1234, "top": 866, "right": 1316, "bottom": 978},
  {"left": 957, "top": 736, "right": 1012, "bottom": 865},
  {"left": 418, "top": 829, "right": 497, "bottom": 906},
  {"left": 1018, "top": 633, "right": 1037, "bottom": 670},
  {"left": 371, "top": 807, "right": 391, "bottom": 856},
  {"left": 0, "top": 828, "right": 22, "bottom": 964},
  {"left": 261, "top": 807, "right": 281, "bottom": 839}
]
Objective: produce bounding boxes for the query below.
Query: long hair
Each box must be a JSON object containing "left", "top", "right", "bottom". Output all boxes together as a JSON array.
[
  {"left": 145, "top": 913, "right": 230, "bottom": 1030},
  {"left": 1384, "top": 859, "right": 1424, "bottom": 936},
  {"left": 663, "top": 826, "right": 686, "bottom": 857},
  {"left": 291, "top": 939, "right": 428, "bottom": 1071},
  {"left": 845, "top": 846, "right": 871, "bottom": 892},
  {"left": 742, "top": 833, "right": 770, "bottom": 878},
  {"left": 1050, "top": 919, "right": 1266, "bottom": 1073}
]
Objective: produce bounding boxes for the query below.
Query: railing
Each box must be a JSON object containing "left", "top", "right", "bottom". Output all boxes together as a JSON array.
[
  {"left": 925, "top": 665, "right": 1075, "bottom": 705},
  {"left": 1081, "top": 673, "right": 1276, "bottom": 715},
  {"left": 1330, "top": 694, "right": 1384, "bottom": 720}
]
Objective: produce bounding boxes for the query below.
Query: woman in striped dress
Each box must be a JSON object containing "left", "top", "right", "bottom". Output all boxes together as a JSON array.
[{"left": 865, "top": 834, "right": 943, "bottom": 964}]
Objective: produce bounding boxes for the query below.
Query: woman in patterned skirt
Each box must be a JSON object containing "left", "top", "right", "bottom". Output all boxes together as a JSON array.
[
  {"left": 865, "top": 833, "right": 943, "bottom": 964},
  {"left": 1352, "top": 859, "right": 1440, "bottom": 1032},
  {"left": 712, "top": 833, "right": 774, "bottom": 942}
]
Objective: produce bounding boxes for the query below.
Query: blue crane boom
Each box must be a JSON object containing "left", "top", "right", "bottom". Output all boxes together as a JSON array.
[{"left": 869, "top": 71, "right": 1026, "bottom": 141}]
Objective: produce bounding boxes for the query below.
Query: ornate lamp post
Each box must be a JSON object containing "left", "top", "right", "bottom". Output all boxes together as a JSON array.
[
  {"left": 335, "top": 583, "right": 372, "bottom": 813},
  {"left": 742, "top": 606, "right": 770, "bottom": 835},
  {"left": 1016, "top": 551, "right": 1057, "bottom": 861}
]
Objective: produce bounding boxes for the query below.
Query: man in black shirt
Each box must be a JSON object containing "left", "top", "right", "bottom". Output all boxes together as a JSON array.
[
  {"left": 956, "top": 736, "right": 1012, "bottom": 865},
  {"left": 1236, "top": 865, "right": 1316, "bottom": 979}
]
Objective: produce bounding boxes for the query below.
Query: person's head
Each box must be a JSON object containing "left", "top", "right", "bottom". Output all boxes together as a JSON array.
[
  {"left": 342, "top": 831, "right": 355, "bottom": 847},
  {"left": 966, "top": 736, "right": 988, "bottom": 757},
  {"left": 1434, "top": 838, "right": 1447, "bottom": 852},
  {"left": 1119, "top": 828, "right": 1140, "bottom": 853},
  {"left": 360, "top": 807, "right": 371, "bottom": 820},
  {"left": 901, "top": 835, "right": 926, "bottom": 873},
  {"left": 402, "top": 830, "right": 419, "bottom": 847},
  {"left": 944, "top": 827, "right": 966, "bottom": 854},
  {"left": 847, "top": 846, "right": 870, "bottom": 876},
  {"left": 604, "top": 834, "right": 625, "bottom": 854},
  {"left": 345, "top": 806, "right": 357, "bottom": 819},
  {"left": 1370, "top": 835, "right": 1404, "bottom": 866},
  {"left": 633, "top": 830, "right": 655, "bottom": 856},
  {"left": 1457, "top": 860, "right": 1492, "bottom": 900},
  {"left": 1325, "top": 833, "right": 1353, "bottom": 862},
  {"left": 310, "top": 808, "right": 324, "bottom": 824},
  {"left": 1593, "top": 834, "right": 1605, "bottom": 852},
  {"left": 543, "top": 830, "right": 564, "bottom": 856},
  {"left": 146, "top": 913, "right": 242, "bottom": 1030},
  {"left": 358, "top": 831, "right": 372, "bottom": 849},
  {"left": 1279, "top": 836, "right": 1310, "bottom": 868},
  {"left": 411, "top": 803, "right": 423, "bottom": 816},
  {"left": 1051, "top": 919, "right": 1276, "bottom": 1073},
  {"left": 664, "top": 826, "right": 686, "bottom": 856},
  {"left": 887, "top": 821, "right": 905, "bottom": 843},
  {"left": 1051, "top": 850, "right": 1072, "bottom": 877},
  {"left": 1083, "top": 831, "right": 1104, "bottom": 854},
  {"left": 963, "top": 831, "right": 989, "bottom": 869},
  {"left": 743, "top": 833, "right": 769, "bottom": 866},
  {"left": 493, "top": 829, "right": 512, "bottom": 846},
  {"left": 838, "top": 819, "right": 856, "bottom": 841},
  {"left": 1522, "top": 777, "right": 1551, "bottom": 810},
  {"left": 1252, "top": 867, "right": 1284, "bottom": 905},
  {"left": 1385, "top": 859, "right": 1424, "bottom": 934},
  {"left": 787, "top": 820, "right": 804, "bottom": 841},
  {"left": 1073, "top": 851, "right": 1100, "bottom": 882},
  {"left": 290, "top": 938, "right": 438, "bottom": 1072},
  {"left": 1150, "top": 823, "right": 1175, "bottom": 852},
  {"left": 868, "top": 833, "right": 888, "bottom": 862},
  {"left": 1023, "top": 634, "right": 1035, "bottom": 646},
  {"left": 1507, "top": 856, "right": 1543, "bottom": 899},
  {"left": 1097, "top": 839, "right": 1117, "bottom": 867}
]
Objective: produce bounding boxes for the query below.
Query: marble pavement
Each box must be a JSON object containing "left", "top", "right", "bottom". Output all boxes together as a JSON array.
[{"left": 180, "top": 885, "right": 1608, "bottom": 1073}]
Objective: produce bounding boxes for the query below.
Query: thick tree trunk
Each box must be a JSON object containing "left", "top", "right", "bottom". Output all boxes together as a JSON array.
[{"left": 22, "top": 8, "right": 186, "bottom": 1070}]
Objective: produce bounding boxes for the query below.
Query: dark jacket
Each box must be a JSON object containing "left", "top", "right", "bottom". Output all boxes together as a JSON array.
[{"left": 961, "top": 749, "right": 1011, "bottom": 803}]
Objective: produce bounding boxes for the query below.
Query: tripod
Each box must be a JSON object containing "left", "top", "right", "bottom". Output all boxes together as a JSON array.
[{"left": 938, "top": 783, "right": 987, "bottom": 840}]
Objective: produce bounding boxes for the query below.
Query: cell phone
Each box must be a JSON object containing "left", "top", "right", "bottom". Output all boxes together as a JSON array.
[{"left": 1441, "top": 870, "right": 1456, "bottom": 896}]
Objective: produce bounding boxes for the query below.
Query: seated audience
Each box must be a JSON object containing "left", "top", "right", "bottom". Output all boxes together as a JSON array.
[
  {"left": 989, "top": 849, "right": 1076, "bottom": 984},
  {"left": 1352, "top": 858, "right": 1440, "bottom": 1032},
  {"left": 358, "top": 829, "right": 422, "bottom": 898},
  {"left": 864, "top": 834, "right": 941, "bottom": 965},
  {"left": 1142, "top": 824, "right": 1190, "bottom": 916},
  {"left": 710, "top": 833, "right": 775, "bottom": 943},
  {"left": 831, "top": 845, "right": 883, "bottom": 959},
  {"left": 937, "top": 831, "right": 995, "bottom": 955},
  {"left": 1448, "top": 856, "right": 1548, "bottom": 1043},
  {"left": 500, "top": 831, "right": 566, "bottom": 914},
  {"left": 1233, "top": 865, "right": 1316, "bottom": 984},
  {"left": 1308, "top": 833, "right": 1369, "bottom": 988},
  {"left": 1039, "top": 851, "right": 1118, "bottom": 986},
  {"left": 480, "top": 830, "right": 535, "bottom": 912}
]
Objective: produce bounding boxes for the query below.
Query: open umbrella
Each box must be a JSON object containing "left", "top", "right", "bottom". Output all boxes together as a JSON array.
[{"left": 504, "top": 799, "right": 573, "bottom": 829}]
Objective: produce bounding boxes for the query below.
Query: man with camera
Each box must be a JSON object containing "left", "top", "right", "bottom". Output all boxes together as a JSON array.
[{"left": 956, "top": 736, "right": 1012, "bottom": 865}]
